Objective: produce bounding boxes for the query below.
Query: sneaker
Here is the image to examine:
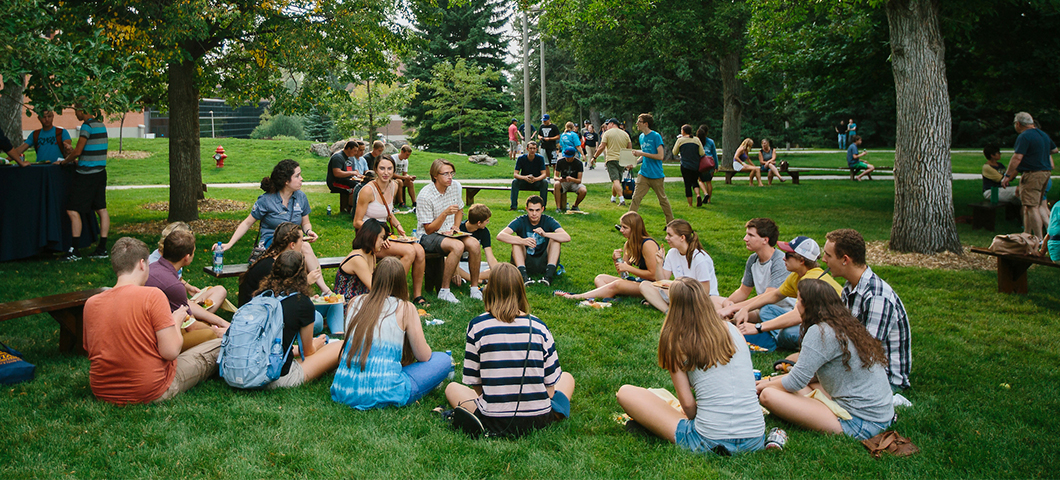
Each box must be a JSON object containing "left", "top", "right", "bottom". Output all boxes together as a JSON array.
[
  {"left": 619, "top": 199, "right": 626, "bottom": 206},
  {"left": 509, "top": 207, "right": 518, "bottom": 211},
  {"left": 696, "top": 196, "right": 703, "bottom": 207},
  {"left": 469, "top": 286, "right": 483, "bottom": 300},
  {"left": 437, "top": 289, "right": 460, "bottom": 304},
  {"left": 59, "top": 251, "right": 81, "bottom": 262},
  {"left": 765, "top": 427, "right": 788, "bottom": 450},
  {"left": 555, "top": 208, "right": 565, "bottom": 214},
  {"left": 570, "top": 206, "right": 580, "bottom": 212},
  {"left": 88, "top": 248, "right": 109, "bottom": 259},
  {"left": 610, "top": 196, "right": 616, "bottom": 203},
  {"left": 538, "top": 277, "right": 551, "bottom": 286},
  {"left": 523, "top": 275, "right": 533, "bottom": 286}
]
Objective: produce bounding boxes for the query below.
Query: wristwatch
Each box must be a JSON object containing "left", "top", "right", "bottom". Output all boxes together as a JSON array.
[{"left": 755, "top": 324, "right": 763, "bottom": 334}]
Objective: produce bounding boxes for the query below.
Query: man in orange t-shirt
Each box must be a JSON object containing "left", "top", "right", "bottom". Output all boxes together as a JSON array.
[{"left": 83, "top": 237, "right": 221, "bottom": 404}]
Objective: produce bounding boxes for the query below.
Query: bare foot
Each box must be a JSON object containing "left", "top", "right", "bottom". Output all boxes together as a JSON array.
[{"left": 553, "top": 290, "right": 578, "bottom": 299}]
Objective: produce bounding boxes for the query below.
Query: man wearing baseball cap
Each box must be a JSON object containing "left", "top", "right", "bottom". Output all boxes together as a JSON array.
[
  {"left": 592, "top": 118, "right": 632, "bottom": 205},
  {"left": 726, "top": 235, "right": 843, "bottom": 351},
  {"left": 553, "top": 147, "right": 587, "bottom": 213},
  {"left": 538, "top": 114, "right": 561, "bottom": 167}
]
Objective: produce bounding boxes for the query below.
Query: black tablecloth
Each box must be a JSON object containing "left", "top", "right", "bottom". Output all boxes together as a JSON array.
[{"left": 0, "top": 164, "right": 99, "bottom": 261}]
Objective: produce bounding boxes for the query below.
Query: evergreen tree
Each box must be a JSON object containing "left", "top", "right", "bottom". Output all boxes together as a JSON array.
[
  {"left": 304, "top": 107, "right": 335, "bottom": 142},
  {"left": 402, "top": 0, "right": 513, "bottom": 153}
]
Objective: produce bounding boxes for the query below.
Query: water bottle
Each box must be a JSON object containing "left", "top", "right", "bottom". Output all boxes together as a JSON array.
[
  {"left": 990, "top": 186, "right": 999, "bottom": 205},
  {"left": 445, "top": 350, "right": 455, "bottom": 380},
  {"left": 212, "top": 242, "right": 224, "bottom": 274},
  {"left": 412, "top": 228, "right": 419, "bottom": 239},
  {"left": 267, "top": 337, "right": 283, "bottom": 378},
  {"left": 327, "top": 205, "right": 332, "bottom": 216},
  {"left": 528, "top": 232, "right": 544, "bottom": 256}
]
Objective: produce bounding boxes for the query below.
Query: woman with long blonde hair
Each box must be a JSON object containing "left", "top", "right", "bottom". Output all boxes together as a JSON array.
[
  {"left": 445, "top": 263, "right": 576, "bottom": 437},
  {"left": 617, "top": 277, "right": 772, "bottom": 455},
  {"left": 554, "top": 211, "right": 660, "bottom": 300},
  {"left": 732, "top": 138, "right": 763, "bottom": 187},
  {"left": 330, "top": 257, "right": 452, "bottom": 409}
]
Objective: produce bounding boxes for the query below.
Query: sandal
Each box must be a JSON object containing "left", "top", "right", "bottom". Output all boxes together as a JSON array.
[
  {"left": 553, "top": 290, "right": 575, "bottom": 299},
  {"left": 414, "top": 296, "right": 431, "bottom": 308},
  {"left": 773, "top": 359, "right": 795, "bottom": 374}
]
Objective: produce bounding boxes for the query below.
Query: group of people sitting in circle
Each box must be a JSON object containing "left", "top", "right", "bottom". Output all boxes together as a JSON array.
[{"left": 79, "top": 151, "right": 911, "bottom": 454}]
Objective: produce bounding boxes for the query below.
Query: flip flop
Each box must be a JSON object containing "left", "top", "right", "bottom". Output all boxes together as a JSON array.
[
  {"left": 553, "top": 290, "right": 574, "bottom": 299},
  {"left": 413, "top": 296, "right": 431, "bottom": 308},
  {"left": 773, "top": 359, "right": 795, "bottom": 374}
]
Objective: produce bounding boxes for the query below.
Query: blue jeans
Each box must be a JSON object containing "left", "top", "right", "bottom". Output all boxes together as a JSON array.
[
  {"left": 743, "top": 304, "right": 800, "bottom": 351},
  {"left": 511, "top": 179, "right": 548, "bottom": 209},
  {"left": 404, "top": 352, "right": 453, "bottom": 403},
  {"left": 838, "top": 134, "right": 846, "bottom": 150},
  {"left": 674, "top": 419, "right": 764, "bottom": 455},
  {"left": 840, "top": 415, "right": 892, "bottom": 440}
]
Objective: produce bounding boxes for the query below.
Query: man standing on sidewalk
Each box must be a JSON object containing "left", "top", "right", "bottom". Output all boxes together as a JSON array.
[
  {"left": 594, "top": 118, "right": 631, "bottom": 206},
  {"left": 628, "top": 113, "right": 674, "bottom": 223}
]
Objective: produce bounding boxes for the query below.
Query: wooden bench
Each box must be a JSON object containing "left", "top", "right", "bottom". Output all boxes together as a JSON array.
[
  {"left": 463, "top": 185, "right": 511, "bottom": 205},
  {"left": 722, "top": 168, "right": 800, "bottom": 185},
  {"left": 970, "top": 247, "right": 1059, "bottom": 294},
  {"left": 0, "top": 287, "right": 109, "bottom": 355},
  {"left": 967, "top": 202, "right": 1021, "bottom": 231},
  {"left": 205, "top": 254, "right": 448, "bottom": 293}
]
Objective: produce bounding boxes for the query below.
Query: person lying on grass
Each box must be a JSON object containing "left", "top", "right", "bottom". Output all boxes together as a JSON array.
[
  {"left": 639, "top": 219, "right": 721, "bottom": 312},
  {"left": 149, "top": 221, "right": 228, "bottom": 319},
  {"left": 331, "top": 257, "right": 452, "bottom": 410},
  {"left": 252, "top": 250, "right": 343, "bottom": 390},
  {"left": 222, "top": 159, "right": 333, "bottom": 296},
  {"left": 445, "top": 263, "right": 576, "bottom": 438},
  {"left": 756, "top": 279, "right": 894, "bottom": 440},
  {"left": 617, "top": 277, "right": 780, "bottom": 455},
  {"left": 554, "top": 211, "right": 660, "bottom": 301}
]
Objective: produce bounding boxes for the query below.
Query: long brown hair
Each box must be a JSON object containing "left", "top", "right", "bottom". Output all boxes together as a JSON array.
[
  {"left": 342, "top": 257, "right": 410, "bottom": 370},
  {"left": 620, "top": 211, "right": 651, "bottom": 265},
  {"left": 483, "top": 263, "right": 529, "bottom": 323},
  {"left": 798, "top": 279, "right": 886, "bottom": 371},
  {"left": 255, "top": 250, "right": 313, "bottom": 297},
  {"left": 250, "top": 222, "right": 301, "bottom": 270},
  {"left": 667, "top": 219, "right": 705, "bottom": 268},
  {"left": 657, "top": 277, "right": 736, "bottom": 372}
]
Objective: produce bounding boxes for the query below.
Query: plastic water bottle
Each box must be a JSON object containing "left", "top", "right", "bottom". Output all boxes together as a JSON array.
[
  {"left": 212, "top": 242, "right": 224, "bottom": 274},
  {"left": 528, "top": 232, "right": 544, "bottom": 256},
  {"left": 412, "top": 228, "right": 419, "bottom": 239},
  {"left": 327, "top": 205, "right": 332, "bottom": 216},
  {"left": 267, "top": 337, "right": 283, "bottom": 378}
]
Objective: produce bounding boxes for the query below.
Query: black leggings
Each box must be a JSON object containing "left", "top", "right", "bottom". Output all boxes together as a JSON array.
[{"left": 680, "top": 166, "right": 700, "bottom": 197}]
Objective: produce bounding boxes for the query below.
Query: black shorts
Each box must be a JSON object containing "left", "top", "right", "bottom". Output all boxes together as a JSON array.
[
  {"left": 67, "top": 170, "right": 107, "bottom": 212},
  {"left": 475, "top": 410, "right": 556, "bottom": 438},
  {"left": 419, "top": 232, "right": 447, "bottom": 254},
  {"left": 524, "top": 250, "right": 561, "bottom": 275},
  {"left": 699, "top": 169, "right": 715, "bottom": 182}
]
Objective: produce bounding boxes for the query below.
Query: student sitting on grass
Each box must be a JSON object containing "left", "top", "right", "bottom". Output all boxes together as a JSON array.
[
  {"left": 83, "top": 237, "right": 222, "bottom": 404},
  {"left": 331, "top": 257, "right": 453, "bottom": 409},
  {"left": 149, "top": 221, "right": 228, "bottom": 317},
  {"left": 145, "top": 230, "right": 228, "bottom": 351},
  {"left": 617, "top": 277, "right": 781, "bottom": 455},
  {"left": 445, "top": 263, "right": 576, "bottom": 438},
  {"left": 335, "top": 219, "right": 388, "bottom": 304},
  {"left": 756, "top": 279, "right": 894, "bottom": 441},
  {"left": 554, "top": 211, "right": 660, "bottom": 301},
  {"left": 640, "top": 219, "right": 720, "bottom": 312},
  {"left": 237, "top": 222, "right": 319, "bottom": 307},
  {"left": 456, "top": 204, "right": 500, "bottom": 286},
  {"left": 497, "top": 195, "right": 571, "bottom": 286},
  {"left": 717, "top": 218, "right": 794, "bottom": 333},
  {"left": 252, "top": 250, "right": 343, "bottom": 389}
]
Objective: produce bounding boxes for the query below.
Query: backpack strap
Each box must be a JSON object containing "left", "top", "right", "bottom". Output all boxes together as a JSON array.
[
  {"left": 32, "top": 129, "right": 40, "bottom": 153},
  {"left": 55, "top": 126, "right": 68, "bottom": 157}
]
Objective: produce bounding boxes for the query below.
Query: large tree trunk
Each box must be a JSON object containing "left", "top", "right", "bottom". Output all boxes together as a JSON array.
[
  {"left": 886, "top": 0, "right": 961, "bottom": 253},
  {"left": 719, "top": 50, "right": 742, "bottom": 169},
  {"left": 167, "top": 59, "right": 202, "bottom": 222},
  {"left": 0, "top": 75, "right": 26, "bottom": 146}
]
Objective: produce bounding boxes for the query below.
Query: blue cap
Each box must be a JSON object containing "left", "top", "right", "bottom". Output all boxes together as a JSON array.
[
  {"left": 563, "top": 147, "right": 577, "bottom": 157},
  {"left": 541, "top": 114, "right": 550, "bottom": 121}
]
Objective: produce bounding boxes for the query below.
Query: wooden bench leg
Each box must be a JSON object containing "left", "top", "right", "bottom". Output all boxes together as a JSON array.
[
  {"left": 465, "top": 189, "right": 480, "bottom": 206},
  {"left": 424, "top": 255, "right": 444, "bottom": 294},
  {"left": 790, "top": 172, "right": 800, "bottom": 185},
  {"left": 996, "top": 257, "right": 1031, "bottom": 294},
  {"left": 724, "top": 172, "right": 735, "bottom": 185},
  {"left": 50, "top": 308, "right": 87, "bottom": 356}
]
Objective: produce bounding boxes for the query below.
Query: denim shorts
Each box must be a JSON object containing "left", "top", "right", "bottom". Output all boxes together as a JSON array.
[
  {"left": 674, "top": 419, "right": 764, "bottom": 456},
  {"left": 839, "top": 415, "right": 892, "bottom": 440}
]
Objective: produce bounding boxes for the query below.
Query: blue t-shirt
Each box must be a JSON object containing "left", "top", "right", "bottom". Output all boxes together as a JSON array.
[
  {"left": 1013, "top": 128, "right": 1057, "bottom": 172},
  {"left": 847, "top": 144, "right": 860, "bottom": 167},
  {"left": 251, "top": 190, "right": 311, "bottom": 247},
  {"left": 1049, "top": 202, "right": 1060, "bottom": 262},
  {"left": 638, "top": 130, "right": 665, "bottom": 179},
  {"left": 559, "top": 131, "right": 581, "bottom": 157},
  {"left": 23, "top": 127, "right": 71, "bottom": 162},
  {"left": 506, "top": 214, "right": 561, "bottom": 257},
  {"left": 703, "top": 137, "right": 717, "bottom": 163},
  {"left": 515, "top": 153, "right": 547, "bottom": 178}
]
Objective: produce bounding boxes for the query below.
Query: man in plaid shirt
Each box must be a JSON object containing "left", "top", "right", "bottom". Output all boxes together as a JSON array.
[{"left": 822, "top": 229, "right": 911, "bottom": 391}]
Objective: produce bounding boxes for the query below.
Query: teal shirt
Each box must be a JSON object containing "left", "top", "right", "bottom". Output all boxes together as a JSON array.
[
  {"left": 1049, "top": 202, "right": 1060, "bottom": 262},
  {"left": 638, "top": 130, "right": 665, "bottom": 179}
]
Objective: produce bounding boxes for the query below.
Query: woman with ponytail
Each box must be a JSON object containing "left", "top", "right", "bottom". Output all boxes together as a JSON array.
[{"left": 640, "top": 219, "right": 721, "bottom": 312}]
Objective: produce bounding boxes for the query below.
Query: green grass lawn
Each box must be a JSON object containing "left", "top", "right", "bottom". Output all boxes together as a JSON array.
[{"left": 2, "top": 163, "right": 1059, "bottom": 477}]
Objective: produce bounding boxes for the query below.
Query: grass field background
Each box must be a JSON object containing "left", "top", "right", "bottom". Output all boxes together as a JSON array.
[{"left": 2, "top": 145, "right": 1059, "bottom": 478}]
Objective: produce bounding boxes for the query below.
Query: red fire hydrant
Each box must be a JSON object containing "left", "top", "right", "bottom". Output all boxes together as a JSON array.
[{"left": 213, "top": 145, "right": 227, "bottom": 168}]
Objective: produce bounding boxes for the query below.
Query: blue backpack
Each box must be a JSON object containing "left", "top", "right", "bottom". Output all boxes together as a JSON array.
[{"left": 218, "top": 290, "right": 294, "bottom": 389}]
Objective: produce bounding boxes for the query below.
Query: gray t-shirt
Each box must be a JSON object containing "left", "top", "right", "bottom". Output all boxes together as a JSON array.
[
  {"left": 782, "top": 323, "right": 894, "bottom": 423},
  {"left": 687, "top": 323, "right": 766, "bottom": 440},
  {"left": 741, "top": 249, "right": 795, "bottom": 310}
]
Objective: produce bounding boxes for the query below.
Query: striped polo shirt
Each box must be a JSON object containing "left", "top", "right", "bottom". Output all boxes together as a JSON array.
[
  {"left": 462, "top": 312, "right": 561, "bottom": 417},
  {"left": 77, "top": 117, "right": 108, "bottom": 173}
]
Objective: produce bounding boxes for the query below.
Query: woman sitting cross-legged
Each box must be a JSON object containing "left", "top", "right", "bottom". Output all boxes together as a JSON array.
[
  {"left": 445, "top": 263, "right": 576, "bottom": 438},
  {"left": 756, "top": 279, "right": 894, "bottom": 440},
  {"left": 254, "top": 250, "right": 343, "bottom": 389},
  {"left": 554, "top": 211, "right": 659, "bottom": 301},
  {"left": 617, "top": 277, "right": 777, "bottom": 455},
  {"left": 334, "top": 219, "right": 389, "bottom": 305},
  {"left": 330, "top": 257, "right": 453, "bottom": 410},
  {"left": 640, "top": 219, "right": 722, "bottom": 312}
]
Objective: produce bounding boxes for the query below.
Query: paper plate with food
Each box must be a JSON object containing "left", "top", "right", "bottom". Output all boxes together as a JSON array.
[
  {"left": 387, "top": 234, "right": 418, "bottom": 243},
  {"left": 651, "top": 280, "right": 673, "bottom": 289},
  {"left": 312, "top": 294, "right": 344, "bottom": 305},
  {"left": 442, "top": 231, "right": 470, "bottom": 238}
]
